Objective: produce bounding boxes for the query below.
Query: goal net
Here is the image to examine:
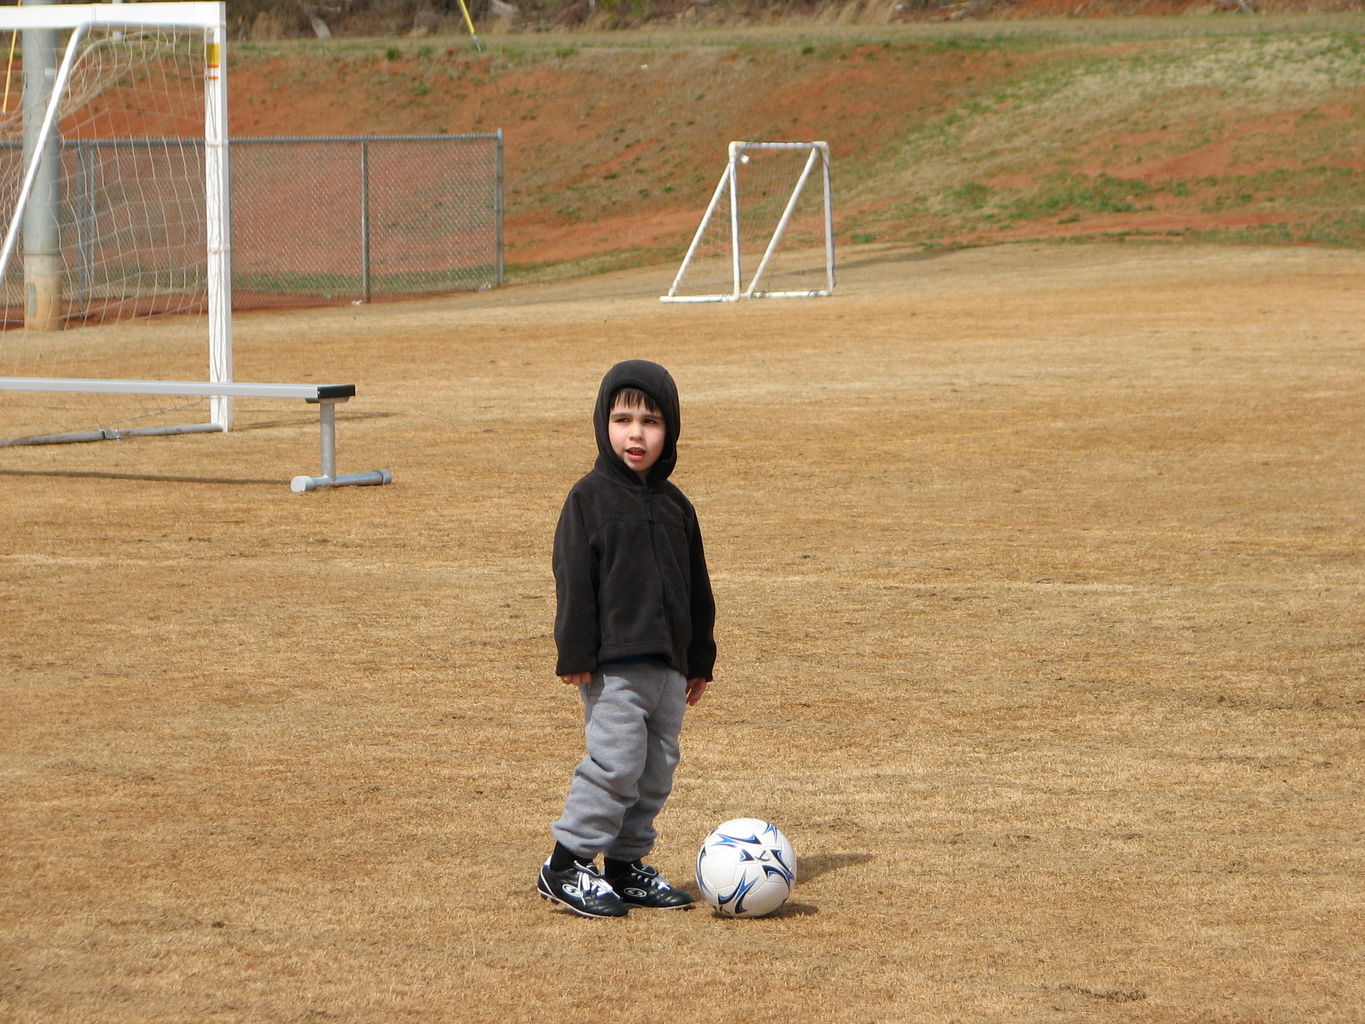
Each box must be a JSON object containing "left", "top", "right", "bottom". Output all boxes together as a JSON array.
[
  {"left": 0, "top": 2, "right": 230, "bottom": 445},
  {"left": 662, "top": 141, "right": 834, "bottom": 303}
]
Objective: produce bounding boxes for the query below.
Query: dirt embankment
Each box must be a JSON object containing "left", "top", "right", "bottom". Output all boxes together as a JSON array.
[
  {"left": 241, "top": 0, "right": 1365, "bottom": 39},
  {"left": 230, "top": 16, "right": 1365, "bottom": 273}
]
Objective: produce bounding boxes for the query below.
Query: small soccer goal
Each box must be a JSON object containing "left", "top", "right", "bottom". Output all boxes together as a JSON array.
[{"left": 662, "top": 141, "right": 834, "bottom": 303}]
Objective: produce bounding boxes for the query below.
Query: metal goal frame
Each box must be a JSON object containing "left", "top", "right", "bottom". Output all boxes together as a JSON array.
[{"left": 662, "top": 141, "right": 835, "bottom": 303}]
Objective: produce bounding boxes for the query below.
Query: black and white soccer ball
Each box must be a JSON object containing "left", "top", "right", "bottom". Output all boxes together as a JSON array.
[{"left": 695, "top": 818, "right": 797, "bottom": 918}]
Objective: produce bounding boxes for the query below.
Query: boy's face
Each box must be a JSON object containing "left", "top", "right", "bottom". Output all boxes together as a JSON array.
[{"left": 607, "top": 396, "right": 666, "bottom": 479}]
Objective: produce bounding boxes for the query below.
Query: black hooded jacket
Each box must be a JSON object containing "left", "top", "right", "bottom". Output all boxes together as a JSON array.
[{"left": 552, "top": 360, "right": 717, "bottom": 681}]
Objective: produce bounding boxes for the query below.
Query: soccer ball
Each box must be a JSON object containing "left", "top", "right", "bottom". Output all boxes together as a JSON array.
[{"left": 695, "top": 818, "right": 797, "bottom": 918}]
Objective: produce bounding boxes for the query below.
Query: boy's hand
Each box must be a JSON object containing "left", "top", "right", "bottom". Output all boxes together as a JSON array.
[
  {"left": 559, "top": 672, "right": 592, "bottom": 686},
  {"left": 685, "top": 677, "right": 709, "bottom": 706}
]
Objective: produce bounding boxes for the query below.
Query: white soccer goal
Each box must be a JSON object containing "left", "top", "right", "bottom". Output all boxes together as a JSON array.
[
  {"left": 0, "top": 3, "right": 388, "bottom": 489},
  {"left": 662, "top": 141, "right": 834, "bottom": 303},
  {"left": 0, "top": 1, "right": 232, "bottom": 440}
]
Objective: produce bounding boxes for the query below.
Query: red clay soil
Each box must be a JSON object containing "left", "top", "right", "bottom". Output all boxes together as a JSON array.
[
  {"left": 226, "top": 43, "right": 1021, "bottom": 265},
  {"left": 224, "top": 11, "right": 1362, "bottom": 268}
]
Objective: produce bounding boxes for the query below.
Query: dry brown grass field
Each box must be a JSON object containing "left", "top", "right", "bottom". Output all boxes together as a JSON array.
[{"left": 2, "top": 242, "right": 1362, "bottom": 1023}]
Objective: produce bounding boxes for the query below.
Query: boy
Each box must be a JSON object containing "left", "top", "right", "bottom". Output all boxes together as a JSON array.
[{"left": 537, "top": 359, "right": 716, "bottom": 919}]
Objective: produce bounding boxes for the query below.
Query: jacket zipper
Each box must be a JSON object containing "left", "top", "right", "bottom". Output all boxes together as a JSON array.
[{"left": 642, "top": 486, "right": 673, "bottom": 643}]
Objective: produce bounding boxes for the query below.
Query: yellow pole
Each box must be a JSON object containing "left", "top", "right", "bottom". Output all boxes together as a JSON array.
[
  {"left": 3, "top": 29, "right": 18, "bottom": 114},
  {"left": 453, "top": 0, "right": 482, "bottom": 52},
  {"left": 2, "top": 0, "right": 18, "bottom": 114}
]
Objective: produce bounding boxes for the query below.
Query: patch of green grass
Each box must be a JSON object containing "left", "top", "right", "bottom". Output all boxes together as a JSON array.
[
  {"left": 1202, "top": 191, "right": 1257, "bottom": 213},
  {"left": 951, "top": 181, "right": 993, "bottom": 211},
  {"left": 1007, "top": 173, "right": 1155, "bottom": 219},
  {"left": 507, "top": 244, "right": 670, "bottom": 284},
  {"left": 1303, "top": 210, "right": 1365, "bottom": 246},
  {"left": 234, "top": 266, "right": 498, "bottom": 295},
  {"left": 1183, "top": 223, "right": 1298, "bottom": 245}
]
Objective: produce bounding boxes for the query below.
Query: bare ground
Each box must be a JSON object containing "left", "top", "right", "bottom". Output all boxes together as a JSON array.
[{"left": 2, "top": 241, "right": 1361, "bottom": 1023}]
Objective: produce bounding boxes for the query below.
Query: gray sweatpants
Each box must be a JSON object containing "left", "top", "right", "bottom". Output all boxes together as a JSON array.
[{"left": 552, "top": 660, "right": 688, "bottom": 862}]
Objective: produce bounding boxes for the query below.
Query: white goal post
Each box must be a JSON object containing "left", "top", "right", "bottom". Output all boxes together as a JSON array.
[{"left": 662, "top": 141, "right": 834, "bottom": 303}]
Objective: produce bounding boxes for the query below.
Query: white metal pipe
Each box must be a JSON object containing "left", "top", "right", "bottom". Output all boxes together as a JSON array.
[
  {"left": 728, "top": 141, "right": 743, "bottom": 299},
  {"left": 290, "top": 469, "right": 392, "bottom": 493},
  {"left": 820, "top": 142, "right": 836, "bottom": 294},
  {"left": 319, "top": 400, "right": 337, "bottom": 479},
  {"left": 204, "top": 8, "right": 232, "bottom": 430},
  {"left": 0, "top": 24, "right": 85, "bottom": 286},
  {"left": 0, "top": 4, "right": 224, "bottom": 30},
  {"left": 0, "top": 422, "right": 223, "bottom": 447},
  {"left": 0, "top": 377, "right": 353, "bottom": 399}
]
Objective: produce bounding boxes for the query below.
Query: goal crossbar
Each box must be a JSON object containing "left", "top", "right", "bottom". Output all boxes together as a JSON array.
[
  {"left": 0, "top": 377, "right": 391, "bottom": 492},
  {"left": 0, "top": 4, "right": 224, "bottom": 31}
]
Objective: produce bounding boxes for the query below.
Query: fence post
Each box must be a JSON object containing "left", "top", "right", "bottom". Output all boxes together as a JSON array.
[
  {"left": 495, "top": 129, "right": 505, "bottom": 285},
  {"left": 21, "top": 3, "right": 63, "bottom": 330},
  {"left": 360, "top": 136, "right": 371, "bottom": 303},
  {"left": 75, "top": 141, "right": 94, "bottom": 317}
]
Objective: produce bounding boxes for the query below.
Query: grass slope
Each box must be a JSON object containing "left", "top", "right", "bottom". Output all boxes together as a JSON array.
[{"left": 231, "top": 15, "right": 1365, "bottom": 278}]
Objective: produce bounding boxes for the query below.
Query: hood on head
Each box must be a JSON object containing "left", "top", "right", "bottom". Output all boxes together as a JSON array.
[{"left": 593, "top": 359, "right": 681, "bottom": 485}]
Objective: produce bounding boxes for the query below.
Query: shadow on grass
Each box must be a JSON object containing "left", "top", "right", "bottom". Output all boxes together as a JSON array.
[
  {"left": 799, "top": 850, "right": 875, "bottom": 882},
  {"left": 0, "top": 467, "right": 283, "bottom": 486},
  {"left": 688, "top": 898, "right": 819, "bottom": 920}
]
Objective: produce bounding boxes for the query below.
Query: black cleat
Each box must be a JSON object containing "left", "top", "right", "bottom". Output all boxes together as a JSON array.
[
  {"left": 538, "top": 859, "right": 630, "bottom": 918},
  {"left": 606, "top": 861, "right": 694, "bottom": 910}
]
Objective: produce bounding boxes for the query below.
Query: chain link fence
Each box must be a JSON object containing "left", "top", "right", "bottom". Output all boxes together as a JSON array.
[
  {"left": 0, "top": 131, "right": 503, "bottom": 322},
  {"left": 231, "top": 132, "right": 504, "bottom": 307}
]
